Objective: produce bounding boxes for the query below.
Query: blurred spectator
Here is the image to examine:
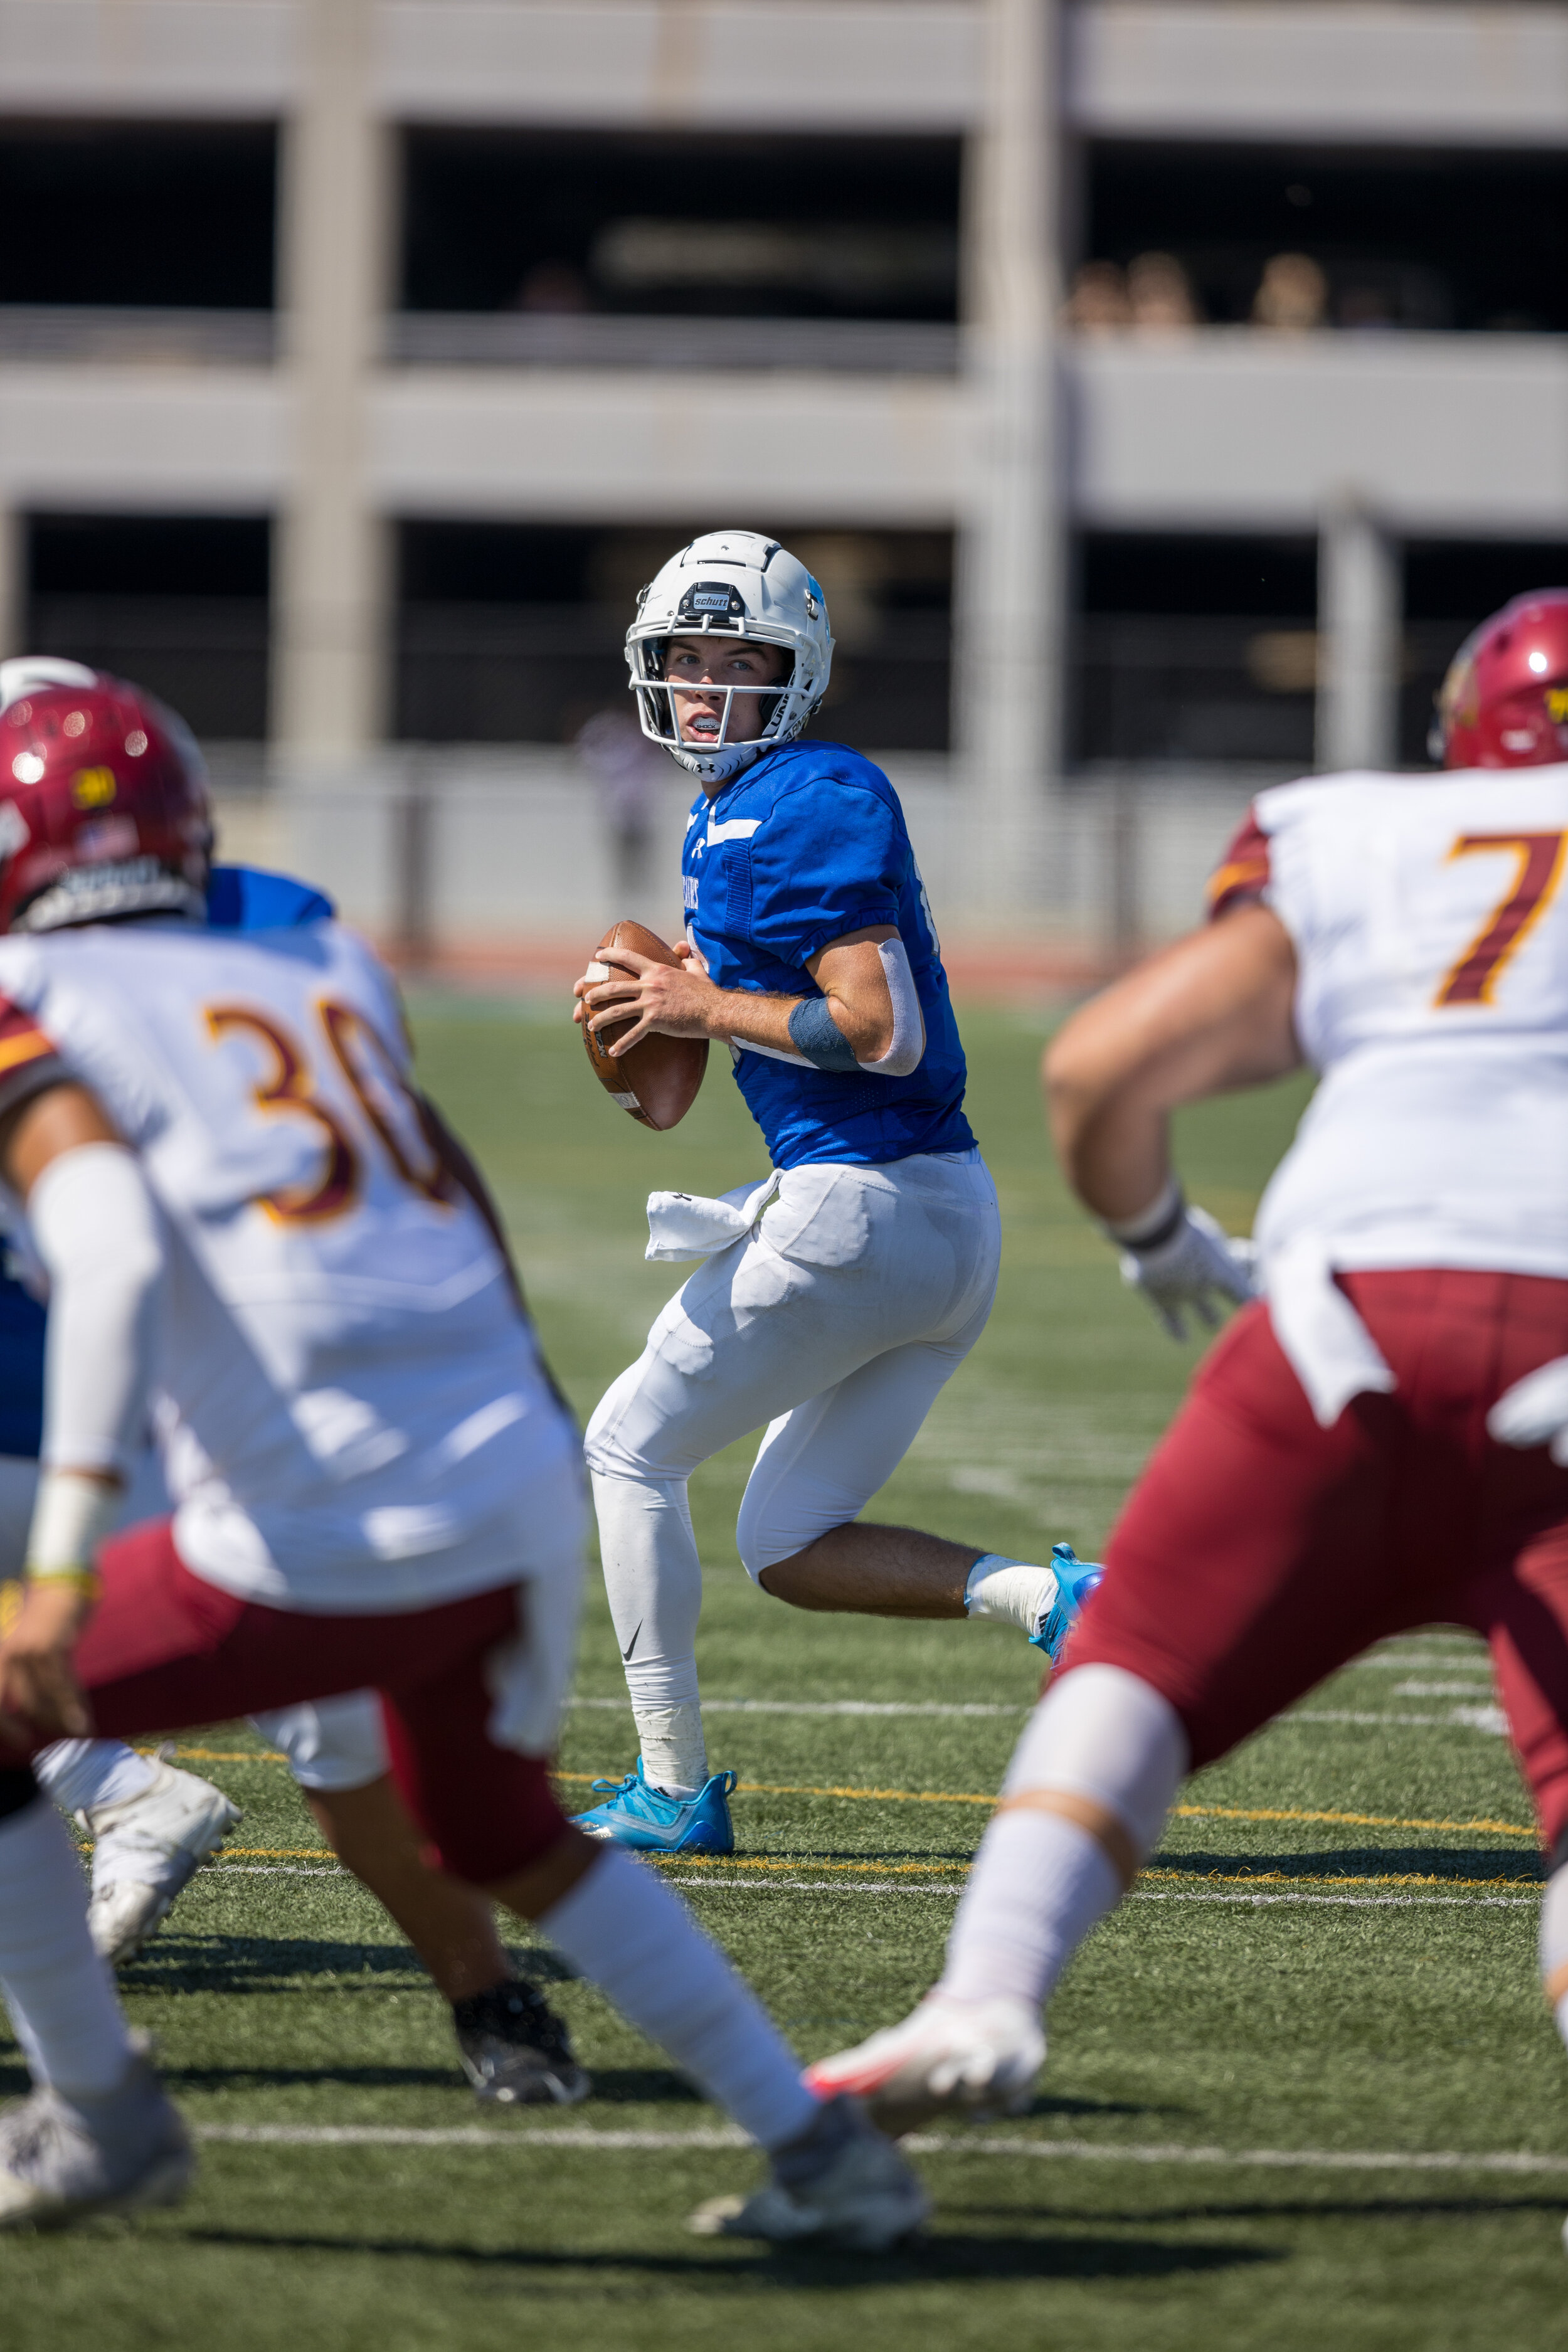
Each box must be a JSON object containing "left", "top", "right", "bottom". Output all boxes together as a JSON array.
[
  {"left": 575, "top": 707, "right": 667, "bottom": 905},
  {"left": 1252, "top": 253, "right": 1329, "bottom": 332},
  {"left": 1061, "top": 259, "right": 1131, "bottom": 334},
  {"left": 1127, "top": 250, "right": 1200, "bottom": 329},
  {"left": 512, "top": 260, "right": 593, "bottom": 314}
]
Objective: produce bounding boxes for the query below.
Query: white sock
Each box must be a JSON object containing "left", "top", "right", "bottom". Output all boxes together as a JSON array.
[
  {"left": 33, "top": 1738, "right": 158, "bottom": 1820},
  {"left": 541, "top": 1845, "right": 817, "bottom": 2149},
  {"left": 591, "top": 1468, "right": 709, "bottom": 1797},
  {"left": 0, "top": 1796, "right": 134, "bottom": 2096},
  {"left": 964, "top": 1553, "right": 1058, "bottom": 1637},
  {"left": 939, "top": 1664, "right": 1188, "bottom": 2009},
  {"left": 1541, "top": 1861, "right": 1568, "bottom": 2042},
  {"left": 633, "top": 1705, "right": 708, "bottom": 1801},
  {"left": 941, "top": 1808, "right": 1121, "bottom": 2005}
]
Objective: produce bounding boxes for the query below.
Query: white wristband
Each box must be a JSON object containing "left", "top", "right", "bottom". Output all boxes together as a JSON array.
[
  {"left": 25, "top": 1468, "right": 120, "bottom": 1577},
  {"left": 1103, "top": 1175, "right": 1183, "bottom": 1250}
]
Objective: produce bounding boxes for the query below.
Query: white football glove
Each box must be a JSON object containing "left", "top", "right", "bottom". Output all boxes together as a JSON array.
[
  {"left": 1112, "top": 1194, "right": 1258, "bottom": 1343},
  {"left": 1487, "top": 1357, "right": 1568, "bottom": 1465}
]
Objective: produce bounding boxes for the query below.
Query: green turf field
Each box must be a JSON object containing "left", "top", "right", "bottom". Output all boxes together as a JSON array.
[{"left": 6, "top": 1001, "right": 1565, "bottom": 2351}]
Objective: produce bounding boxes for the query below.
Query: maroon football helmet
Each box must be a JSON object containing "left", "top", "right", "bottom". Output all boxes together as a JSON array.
[
  {"left": 0, "top": 663, "right": 212, "bottom": 934},
  {"left": 1433, "top": 590, "right": 1568, "bottom": 770}
]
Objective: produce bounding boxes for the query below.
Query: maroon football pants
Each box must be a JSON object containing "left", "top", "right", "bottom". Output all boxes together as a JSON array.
[
  {"left": 1067, "top": 1268, "right": 1568, "bottom": 1853},
  {"left": 6, "top": 1517, "right": 567, "bottom": 1883}
]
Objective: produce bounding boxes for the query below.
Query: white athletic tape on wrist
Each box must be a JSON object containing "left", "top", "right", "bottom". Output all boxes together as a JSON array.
[
  {"left": 1104, "top": 1175, "right": 1184, "bottom": 1251},
  {"left": 25, "top": 1470, "right": 120, "bottom": 1577}
]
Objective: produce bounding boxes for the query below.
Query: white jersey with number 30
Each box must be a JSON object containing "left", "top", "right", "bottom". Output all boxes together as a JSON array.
[
  {"left": 1244, "top": 765, "right": 1568, "bottom": 1276},
  {"left": 0, "top": 917, "right": 578, "bottom": 1611}
]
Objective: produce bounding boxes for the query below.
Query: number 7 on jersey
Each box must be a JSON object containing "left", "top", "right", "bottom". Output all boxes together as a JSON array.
[{"left": 1434, "top": 830, "right": 1568, "bottom": 1007}]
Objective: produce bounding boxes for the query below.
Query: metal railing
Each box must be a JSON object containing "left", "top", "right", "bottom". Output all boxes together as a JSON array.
[
  {"left": 386, "top": 311, "right": 959, "bottom": 374},
  {"left": 0, "top": 308, "right": 276, "bottom": 365}
]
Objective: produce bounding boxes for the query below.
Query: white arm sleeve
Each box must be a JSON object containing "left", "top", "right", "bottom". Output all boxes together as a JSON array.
[
  {"left": 856, "top": 936, "right": 926, "bottom": 1078},
  {"left": 28, "top": 1143, "right": 165, "bottom": 1475}
]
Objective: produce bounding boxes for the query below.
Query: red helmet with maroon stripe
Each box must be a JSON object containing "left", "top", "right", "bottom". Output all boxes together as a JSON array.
[
  {"left": 1433, "top": 590, "right": 1568, "bottom": 770},
  {"left": 0, "top": 662, "right": 212, "bottom": 935}
]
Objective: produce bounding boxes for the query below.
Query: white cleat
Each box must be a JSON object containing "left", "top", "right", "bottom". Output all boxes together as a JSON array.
[
  {"left": 82, "top": 1759, "right": 243, "bottom": 1964},
  {"left": 689, "top": 2094, "right": 930, "bottom": 2252},
  {"left": 804, "top": 1993, "right": 1046, "bottom": 2136},
  {"left": 0, "top": 2054, "right": 194, "bottom": 2230}
]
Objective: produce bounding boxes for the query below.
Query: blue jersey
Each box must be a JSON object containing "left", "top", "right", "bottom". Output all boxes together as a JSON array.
[
  {"left": 0, "top": 863, "right": 335, "bottom": 1459},
  {"left": 205, "top": 864, "right": 334, "bottom": 931},
  {"left": 681, "top": 741, "right": 975, "bottom": 1170}
]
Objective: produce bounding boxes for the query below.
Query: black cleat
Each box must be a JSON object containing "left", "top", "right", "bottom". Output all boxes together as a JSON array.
[{"left": 452, "top": 1976, "right": 590, "bottom": 2107}]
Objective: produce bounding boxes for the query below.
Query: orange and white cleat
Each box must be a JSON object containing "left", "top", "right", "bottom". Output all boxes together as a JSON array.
[{"left": 804, "top": 1993, "right": 1046, "bottom": 2137}]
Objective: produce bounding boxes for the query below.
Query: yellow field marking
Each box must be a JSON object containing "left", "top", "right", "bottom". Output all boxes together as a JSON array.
[
  {"left": 1139, "top": 1867, "right": 1542, "bottom": 1892},
  {"left": 218, "top": 1848, "right": 335, "bottom": 1860},
  {"left": 558, "top": 1771, "right": 1536, "bottom": 1840},
  {"left": 555, "top": 1768, "right": 993, "bottom": 1807},
  {"left": 648, "top": 1853, "right": 965, "bottom": 1877},
  {"left": 148, "top": 1748, "right": 1541, "bottom": 1844},
  {"left": 1172, "top": 1803, "right": 1537, "bottom": 1840},
  {"left": 134, "top": 1746, "right": 287, "bottom": 1764},
  {"left": 192, "top": 1850, "right": 1540, "bottom": 1893}
]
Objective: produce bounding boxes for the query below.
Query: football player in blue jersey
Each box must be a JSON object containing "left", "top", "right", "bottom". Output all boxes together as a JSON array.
[
  {"left": 0, "top": 659, "right": 586, "bottom": 2108},
  {"left": 575, "top": 532, "right": 1100, "bottom": 1856}
]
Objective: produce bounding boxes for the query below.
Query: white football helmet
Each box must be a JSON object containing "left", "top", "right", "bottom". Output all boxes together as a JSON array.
[{"left": 626, "top": 530, "right": 834, "bottom": 787}]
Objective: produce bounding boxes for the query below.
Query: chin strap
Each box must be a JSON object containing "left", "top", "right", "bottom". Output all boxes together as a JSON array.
[{"left": 665, "top": 739, "right": 765, "bottom": 788}]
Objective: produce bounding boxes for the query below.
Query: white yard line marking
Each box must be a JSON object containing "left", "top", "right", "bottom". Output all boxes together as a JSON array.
[
  {"left": 199, "top": 1865, "right": 1532, "bottom": 1907},
  {"left": 1355, "top": 1651, "right": 1488, "bottom": 1671},
  {"left": 198, "top": 2124, "right": 750, "bottom": 2149},
  {"left": 1131, "top": 1889, "right": 1534, "bottom": 1909},
  {"left": 568, "top": 1693, "right": 1503, "bottom": 1728},
  {"left": 190, "top": 2122, "right": 1568, "bottom": 2174},
  {"left": 664, "top": 1878, "right": 1530, "bottom": 1907},
  {"left": 568, "top": 1698, "right": 1025, "bottom": 1718},
  {"left": 1287, "top": 1709, "right": 1506, "bottom": 1734},
  {"left": 211, "top": 1865, "right": 346, "bottom": 1877}
]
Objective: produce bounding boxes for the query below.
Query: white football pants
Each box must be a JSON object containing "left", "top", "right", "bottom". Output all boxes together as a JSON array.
[
  {"left": 584, "top": 1151, "right": 1001, "bottom": 1758},
  {"left": 0, "top": 1454, "right": 390, "bottom": 1812}
]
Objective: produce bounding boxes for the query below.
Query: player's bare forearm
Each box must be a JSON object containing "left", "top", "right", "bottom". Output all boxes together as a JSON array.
[
  {"left": 0, "top": 1080, "right": 122, "bottom": 1200},
  {"left": 0, "top": 1576, "right": 95, "bottom": 1744},
  {"left": 576, "top": 949, "right": 797, "bottom": 1054},
  {"left": 577, "top": 929, "right": 898, "bottom": 1062},
  {"left": 1044, "top": 906, "right": 1301, "bottom": 1222}
]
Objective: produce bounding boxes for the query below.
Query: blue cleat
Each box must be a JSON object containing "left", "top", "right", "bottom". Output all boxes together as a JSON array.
[
  {"left": 1029, "top": 1543, "right": 1104, "bottom": 1663},
  {"left": 574, "top": 1757, "right": 738, "bottom": 1855}
]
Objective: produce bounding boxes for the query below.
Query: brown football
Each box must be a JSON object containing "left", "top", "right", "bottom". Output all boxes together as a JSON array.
[{"left": 581, "top": 919, "right": 709, "bottom": 1131}]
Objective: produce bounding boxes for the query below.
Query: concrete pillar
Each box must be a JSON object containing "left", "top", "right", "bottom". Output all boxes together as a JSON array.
[
  {"left": 953, "top": 0, "right": 1061, "bottom": 912},
  {"left": 1316, "top": 496, "right": 1401, "bottom": 773},
  {"left": 270, "top": 0, "right": 392, "bottom": 758},
  {"left": 0, "top": 508, "right": 22, "bottom": 661}
]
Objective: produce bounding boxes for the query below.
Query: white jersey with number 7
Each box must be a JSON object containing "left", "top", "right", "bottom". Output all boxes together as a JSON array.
[
  {"left": 0, "top": 918, "right": 576, "bottom": 1612},
  {"left": 1212, "top": 766, "right": 1568, "bottom": 1278}
]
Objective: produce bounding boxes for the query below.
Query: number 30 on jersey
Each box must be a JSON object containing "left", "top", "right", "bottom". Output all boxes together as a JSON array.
[{"left": 206, "top": 999, "right": 452, "bottom": 1222}]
